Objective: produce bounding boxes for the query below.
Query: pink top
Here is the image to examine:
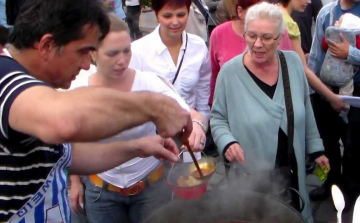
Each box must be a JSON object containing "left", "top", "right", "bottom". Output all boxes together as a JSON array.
[{"left": 209, "top": 21, "right": 293, "bottom": 105}]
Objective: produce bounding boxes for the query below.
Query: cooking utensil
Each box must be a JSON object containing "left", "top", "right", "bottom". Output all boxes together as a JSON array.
[
  {"left": 189, "top": 157, "right": 216, "bottom": 180},
  {"left": 166, "top": 151, "right": 216, "bottom": 200},
  {"left": 353, "top": 195, "right": 360, "bottom": 223},
  {"left": 142, "top": 190, "right": 308, "bottom": 223},
  {"left": 183, "top": 140, "right": 203, "bottom": 178},
  {"left": 331, "top": 185, "right": 345, "bottom": 223}
]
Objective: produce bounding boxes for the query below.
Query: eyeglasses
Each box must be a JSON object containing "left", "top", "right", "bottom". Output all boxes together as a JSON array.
[{"left": 243, "top": 32, "right": 281, "bottom": 45}]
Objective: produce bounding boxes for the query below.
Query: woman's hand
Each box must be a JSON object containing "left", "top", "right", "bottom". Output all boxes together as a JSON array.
[
  {"left": 69, "top": 176, "right": 84, "bottom": 214},
  {"left": 225, "top": 143, "right": 245, "bottom": 164},
  {"left": 315, "top": 155, "right": 330, "bottom": 171},
  {"left": 329, "top": 94, "right": 348, "bottom": 112},
  {"left": 187, "top": 122, "right": 206, "bottom": 152}
]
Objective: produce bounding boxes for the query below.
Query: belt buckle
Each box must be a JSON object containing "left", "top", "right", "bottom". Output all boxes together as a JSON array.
[{"left": 124, "top": 184, "right": 140, "bottom": 196}]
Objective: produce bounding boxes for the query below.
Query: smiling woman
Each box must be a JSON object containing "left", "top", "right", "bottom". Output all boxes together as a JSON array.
[{"left": 129, "top": 0, "right": 211, "bottom": 156}]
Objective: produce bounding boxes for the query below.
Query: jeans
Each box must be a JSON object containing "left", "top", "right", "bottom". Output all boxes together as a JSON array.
[
  {"left": 83, "top": 176, "right": 171, "bottom": 223},
  {"left": 126, "top": 5, "right": 142, "bottom": 40}
]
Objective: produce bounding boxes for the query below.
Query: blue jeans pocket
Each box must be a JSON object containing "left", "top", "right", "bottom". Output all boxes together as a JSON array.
[{"left": 84, "top": 177, "right": 102, "bottom": 203}]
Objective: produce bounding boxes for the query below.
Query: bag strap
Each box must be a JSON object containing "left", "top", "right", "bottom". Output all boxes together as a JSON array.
[
  {"left": 172, "top": 33, "right": 188, "bottom": 85},
  {"left": 191, "top": 0, "right": 217, "bottom": 25},
  {"left": 278, "top": 51, "right": 295, "bottom": 168}
]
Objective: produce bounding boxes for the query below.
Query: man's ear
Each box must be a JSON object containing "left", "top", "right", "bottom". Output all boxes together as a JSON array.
[{"left": 37, "top": 34, "right": 56, "bottom": 61}]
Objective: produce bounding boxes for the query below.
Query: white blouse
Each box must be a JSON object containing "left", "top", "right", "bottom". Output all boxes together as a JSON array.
[
  {"left": 70, "top": 68, "right": 189, "bottom": 188},
  {"left": 129, "top": 26, "right": 211, "bottom": 121}
]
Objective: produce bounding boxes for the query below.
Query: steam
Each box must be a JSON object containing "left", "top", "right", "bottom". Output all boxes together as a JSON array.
[{"left": 141, "top": 161, "right": 305, "bottom": 223}]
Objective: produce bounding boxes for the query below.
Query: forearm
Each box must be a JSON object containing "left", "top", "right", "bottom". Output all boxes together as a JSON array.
[
  {"left": 190, "top": 109, "right": 208, "bottom": 129},
  {"left": 305, "top": 66, "right": 335, "bottom": 100},
  {"left": 69, "top": 175, "right": 82, "bottom": 184},
  {"left": 51, "top": 88, "right": 159, "bottom": 143},
  {"left": 69, "top": 140, "right": 140, "bottom": 175},
  {"left": 292, "top": 38, "right": 336, "bottom": 101}
]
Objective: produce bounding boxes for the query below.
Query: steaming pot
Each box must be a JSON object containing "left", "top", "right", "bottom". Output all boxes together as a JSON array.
[{"left": 142, "top": 190, "right": 308, "bottom": 223}]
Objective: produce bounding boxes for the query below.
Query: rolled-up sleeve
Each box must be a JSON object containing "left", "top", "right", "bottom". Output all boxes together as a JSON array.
[
  {"left": 194, "top": 47, "right": 211, "bottom": 121},
  {"left": 345, "top": 45, "right": 360, "bottom": 66}
]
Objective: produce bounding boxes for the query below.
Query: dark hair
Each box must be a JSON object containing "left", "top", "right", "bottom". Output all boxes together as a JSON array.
[
  {"left": 236, "top": 0, "right": 263, "bottom": 10},
  {"left": 0, "top": 25, "right": 10, "bottom": 46},
  {"left": 9, "top": 0, "right": 110, "bottom": 50},
  {"left": 152, "top": 0, "right": 192, "bottom": 14},
  {"left": 277, "top": 0, "right": 290, "bottom": 6}
]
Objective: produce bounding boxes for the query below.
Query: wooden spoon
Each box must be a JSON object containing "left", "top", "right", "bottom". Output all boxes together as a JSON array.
[{"left": 183, "top": 140, "right": 204, "bottom": 178}]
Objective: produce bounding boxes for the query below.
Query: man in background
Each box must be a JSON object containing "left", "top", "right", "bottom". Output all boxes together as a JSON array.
[
  {"left": 186, "top": 0, "right": 209, "bottom": 43},
  {"left": 124, "top": 0, "right": 142, "bottom": 40},
  {"left": 206, "top": 0, "right": 220, "bottom": 36}
]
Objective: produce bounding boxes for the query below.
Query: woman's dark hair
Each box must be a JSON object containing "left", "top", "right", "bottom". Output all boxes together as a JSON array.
[
  {"left": 0, "top": 25, "right": 10, "bottom": 46},
  {"left": 9, "top": 0, "right": 110, "bottom": 50},
  {"left": 152, "top": 0, "right": 192, "bottom": 14},
  {"left": 236, "top": 0, "right": 263, "bottom": 10}
]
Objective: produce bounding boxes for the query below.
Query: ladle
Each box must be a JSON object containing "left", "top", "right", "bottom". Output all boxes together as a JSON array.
[{"left": 183, "top": 140, "right": 203, "bottom": 178}]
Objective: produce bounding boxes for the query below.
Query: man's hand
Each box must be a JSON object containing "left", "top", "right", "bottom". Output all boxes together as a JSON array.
[
  {"left": 69, "top": 176, "right": 84, "bottom": 214},
  {"left": 225, "top": 143, "right": 245, "bottom": 164},
  {"left": 136, "top": 136, "right": 179, "bottom": 162},
  {"left": 315, "top": 155, "right": 330, "bottom": 171},
  {"left": 327, "top": 34, "right": 350, "bottom": 59},
  {"left": 151, "top": 94, "right": 192, "bottom": 141},
  {"left": 187, "top": 122, "right": 206, "bottom": 152}
]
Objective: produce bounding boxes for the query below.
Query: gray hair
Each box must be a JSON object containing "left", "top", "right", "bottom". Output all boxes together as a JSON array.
[{"left": 245, "top": 2, "right": 285, "bottom": 35}]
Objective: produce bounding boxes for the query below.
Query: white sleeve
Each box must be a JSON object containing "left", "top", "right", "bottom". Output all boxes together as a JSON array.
[{"left": 194, "top": 47, "right": 211, "bottom": 121}]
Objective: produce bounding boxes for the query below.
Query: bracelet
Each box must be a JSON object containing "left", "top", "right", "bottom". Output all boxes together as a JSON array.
[{"left": 192, "top": 119, "right": 207, "bottom": 132}]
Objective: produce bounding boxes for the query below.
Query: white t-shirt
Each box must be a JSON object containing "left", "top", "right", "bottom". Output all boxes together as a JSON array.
[
  {"left": 70, "top": 67, "right": 189, "bottom": 188},
  {"left": 125, "top": 0, "right": 140, "bottom": 6}
]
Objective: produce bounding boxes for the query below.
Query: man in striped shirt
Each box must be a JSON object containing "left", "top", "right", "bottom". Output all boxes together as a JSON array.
[{"left": 0, "top": 0, "right": 192, "bottom": 222}]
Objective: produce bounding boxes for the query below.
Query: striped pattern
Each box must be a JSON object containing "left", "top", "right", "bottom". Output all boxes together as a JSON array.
[{"left": 0, "top": 56, "right": 70, "bottom": 222}]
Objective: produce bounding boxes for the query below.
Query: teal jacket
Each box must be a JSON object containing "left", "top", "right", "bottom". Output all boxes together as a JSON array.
[{"left": 210, "top": 51, "right": 324, "bottom": 222}]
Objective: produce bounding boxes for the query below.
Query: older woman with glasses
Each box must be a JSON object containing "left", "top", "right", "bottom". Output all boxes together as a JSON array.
[{"left": 210, "top": 3, "right": 329, "bottom": 222}]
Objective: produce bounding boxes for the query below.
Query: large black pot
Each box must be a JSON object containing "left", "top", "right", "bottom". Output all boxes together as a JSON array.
[{"left": 142, "top": 190, "right": 307, "bottom": 223}]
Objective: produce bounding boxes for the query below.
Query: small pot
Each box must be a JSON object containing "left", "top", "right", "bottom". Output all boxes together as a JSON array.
[{"left": 166, "top": 151, "right": 216, "bottom": 200}]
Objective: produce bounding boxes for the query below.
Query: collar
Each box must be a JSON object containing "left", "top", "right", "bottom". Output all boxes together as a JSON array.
[
  {"left": 3, "top": 48, "right": 12, "bottom": 58},
  {"left": 152, "top": 25, "right": 188, "bottom": 55}
]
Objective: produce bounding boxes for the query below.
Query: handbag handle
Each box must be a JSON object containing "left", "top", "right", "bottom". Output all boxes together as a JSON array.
[{"left": 278, "top": 51, "right": 295, "bottom": 171}]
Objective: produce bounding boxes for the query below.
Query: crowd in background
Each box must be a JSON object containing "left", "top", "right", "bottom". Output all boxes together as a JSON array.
[{"left": 0, "top": 0, "right": 359, "bottom": 223}]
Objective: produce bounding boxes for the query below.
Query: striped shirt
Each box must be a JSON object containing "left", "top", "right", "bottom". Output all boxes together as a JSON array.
[{"left": 0, "top": 56, "right": 71, "bottom": 223}]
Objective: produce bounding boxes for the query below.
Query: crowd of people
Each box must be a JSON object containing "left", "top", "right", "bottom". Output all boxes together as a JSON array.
[{"left": 0, "top": 0, "right": 359, "bottom": 223}]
